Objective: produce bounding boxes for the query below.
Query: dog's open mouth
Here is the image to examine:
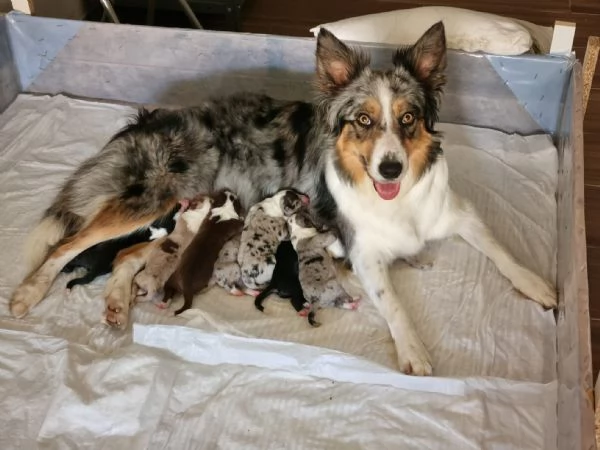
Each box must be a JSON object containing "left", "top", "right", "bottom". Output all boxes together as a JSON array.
[{"left": 373, "top": 181, "right": 400, "bottom": 200}]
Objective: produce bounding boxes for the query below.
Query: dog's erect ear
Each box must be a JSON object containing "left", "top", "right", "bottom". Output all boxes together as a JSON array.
[
  {"left": 395, "top": 21, "right": 446, "bottom": 89},
  {"left": 316, "top": 28, "right": 370, "bottom": 93}
]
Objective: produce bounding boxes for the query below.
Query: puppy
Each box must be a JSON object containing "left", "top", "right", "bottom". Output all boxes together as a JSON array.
[
  {"left": 254, "top": 240, "right": 318, "bottom": 327},
  {"left": 211, "top": 233, "right": 248, "bottom": 296},
  {"left": 134, "top": 195, "right": 212, "bottom": 304},
  {"left": 238, "top": 189, "right": 308, "bottom": 291},
  {"left": 61, "top": 204, "right": 181, "bottom": 289},
  {"left": 164, "top": 190, "right": 244, "bottom": 315},
  {"left": 288, "top": 209, "right": 359, "bottom": 322}
]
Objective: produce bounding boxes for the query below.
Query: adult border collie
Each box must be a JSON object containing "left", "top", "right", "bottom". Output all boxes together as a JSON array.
[{"left": 10, "top": 23, "right": 556, "bottom": 375}]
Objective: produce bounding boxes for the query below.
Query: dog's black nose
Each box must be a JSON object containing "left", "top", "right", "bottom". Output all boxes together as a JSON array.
[{"left": 378, "top": 160, "right": 403, "bottom": 179}]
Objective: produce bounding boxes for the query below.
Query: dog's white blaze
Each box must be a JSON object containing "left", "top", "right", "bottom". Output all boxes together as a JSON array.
[
  {"left": 182, "top": 199, "right": 211, "bottom": 233},
  {"left": 149, "top": 226, "right": 168, "bottom": 240},
  {"left": 367, "top": 80, "right": 408, "bottom": 183},
  {"left": 210, "top": 195, "right": 240, "bottom": 222}
]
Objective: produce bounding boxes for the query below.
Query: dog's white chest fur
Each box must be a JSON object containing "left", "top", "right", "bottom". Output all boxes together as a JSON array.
[{"left": 326, "top": 159, "right": 451, "bottom": 261}]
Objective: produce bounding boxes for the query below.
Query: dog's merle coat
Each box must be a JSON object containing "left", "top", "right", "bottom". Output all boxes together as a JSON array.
[{"left": 237, "top": 190, "right": 307, "bottom": 290}]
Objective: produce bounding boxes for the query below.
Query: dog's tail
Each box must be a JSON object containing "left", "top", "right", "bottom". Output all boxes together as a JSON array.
[
  {"left": 23, "top": 201, "right": 83, "bottom": 274},
  {"left": 23, "top": 215, "right": 69, "bottom": 273}
]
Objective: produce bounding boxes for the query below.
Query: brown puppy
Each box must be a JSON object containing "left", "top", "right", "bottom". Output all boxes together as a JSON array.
[
  {"left": 133, "top": 195, "right": 212, "bottom": 305},
  {"left": 164, "top": 190, "right": 244, "bottom": 315}
]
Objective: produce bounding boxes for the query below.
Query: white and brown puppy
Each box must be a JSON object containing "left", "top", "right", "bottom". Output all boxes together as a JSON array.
[
  {"left": 237, "top": 189, "right": 308, "bottom": 292},
  {"left": 288, "top": 208, "right": 359, "bottom": 322},
  {"left": 133, "top": 195, "right": 212, "bottom": 305},
  {"left": 163, "top": 190, "right": 244, "bottom": 315}
]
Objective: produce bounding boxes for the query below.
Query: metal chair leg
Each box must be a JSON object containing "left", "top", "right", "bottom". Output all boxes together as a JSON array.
[
  {"left": 147, "top": 0, "right": 156, "bottom": 25},
  {"left": 176, "top": 0, "right": 203, "bottom": 29},
  {"left": 99, "top": 0, "right": 120, "bottom": 24}
]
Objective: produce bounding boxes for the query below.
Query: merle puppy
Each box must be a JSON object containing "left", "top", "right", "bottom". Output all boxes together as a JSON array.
[
  {"left": 288, "top": 208, "right": 359, "bottom": 324},
  {"left": 61, "top": 204, "right": 181, "bottom": 289},
  {"left": 254, "top": 240, "right": 318, "bottom": 327},
  {"left": 238, "top": 189, "right": 309, "bottom": 292}
]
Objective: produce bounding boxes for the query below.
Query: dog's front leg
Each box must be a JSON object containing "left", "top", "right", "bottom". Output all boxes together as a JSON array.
[
  {"left": 352, "top": 253, "right": 432, "bottom": 375},
  {"left": 450, "top": 195, "right": 557, "bottom": 309}
]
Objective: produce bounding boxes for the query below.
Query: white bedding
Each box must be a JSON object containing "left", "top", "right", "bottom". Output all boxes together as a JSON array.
[{"left": 0, "top": 94, "right": 558, "bottom": 449}]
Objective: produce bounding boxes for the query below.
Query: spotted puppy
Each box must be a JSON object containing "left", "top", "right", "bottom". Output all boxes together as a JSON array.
[
  {"left": 133, "top": 195, "right": 212, "bottom": 304},
  {"left": 288, "top": 208, "right": 359, "bottom": 321},
  {"left": 164, "top": 190, "right": 244, "bottom": 315},
  {"left": 211, "top": 233, "right": 247, "bottom": 296},
  {"left": 237, "top": 189, "right": 308, "bottom": 291}
]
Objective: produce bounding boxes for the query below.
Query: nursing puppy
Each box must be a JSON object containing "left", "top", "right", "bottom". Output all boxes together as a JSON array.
[
  {"left": 288, "top": 209, "right": 359, "bottom": 320},
  {"left": 211, "top": 233, "right": 247, "bottom": 296},
  {"left": 134, "top": 195, "right": 212, "bottom": 304},
  {"left": 254, "top": 240, "right": 318, "bottom": 326},
  {"left": 164, "top": 190, "right": 244, "bottom": 315},
  {"left": 238, "top": 189, "right": 309, "bottom": 291},
  {"left": 61, "top": 204, "right": 180, "bottom": 289}
]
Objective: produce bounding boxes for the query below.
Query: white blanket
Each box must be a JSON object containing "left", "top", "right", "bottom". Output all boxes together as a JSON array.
[{"left": 0, "top": 94, "right": 558, "bottom": 449}]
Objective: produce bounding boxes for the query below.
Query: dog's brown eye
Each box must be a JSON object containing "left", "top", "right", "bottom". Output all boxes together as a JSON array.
[
  {"left": 357, "top": 114, "right": 372, "bottom": 127},
  {"left": 402, "top": 113, "right": 415, "bottom": 125}
]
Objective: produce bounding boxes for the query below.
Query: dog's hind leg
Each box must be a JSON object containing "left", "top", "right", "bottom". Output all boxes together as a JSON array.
[
  {"left": 254, "top": 285, "right": 274, "bottom": 312},
  {"left": 174, "top": 290, "right": 195, "bottom": 316},
  {"left": 104, "top": 240, "right": 158, "bottom": 328},
  {"left": 448, "top": 195, "right": 557, "bottom": 310},
  {"left": 11, "top": 199, "right": 176, "bottom": 318}
]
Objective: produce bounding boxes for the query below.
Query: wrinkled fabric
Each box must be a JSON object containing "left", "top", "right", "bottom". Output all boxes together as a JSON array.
[{"left": 0, "top": 94, "right": 558, "bottom": 449}]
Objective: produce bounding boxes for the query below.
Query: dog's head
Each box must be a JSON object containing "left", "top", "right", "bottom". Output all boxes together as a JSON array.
[
  {"left": 211, "top": 189, "right": 243, "bottom": 221},
  {"left": 281, "top": 189, "right": 310, "bottom": 217},
  {"left": 316, "top": 22, "right": 446, "bottom": 200},
  {"left": 287, "top": 208, "right": 319, "bottom": 247}
]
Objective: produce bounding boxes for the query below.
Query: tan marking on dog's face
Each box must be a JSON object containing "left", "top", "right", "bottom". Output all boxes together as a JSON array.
[
  {"left": 401, "top": 120, "right": 435, "bottom": 179},
  {"left": 335, "top": 98, "right": 384, "bottom": 184}
]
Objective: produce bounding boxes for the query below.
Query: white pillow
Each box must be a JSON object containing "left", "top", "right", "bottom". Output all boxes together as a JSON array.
[{"left": 310, "top": 7, "right": 536, "bottom": 55}]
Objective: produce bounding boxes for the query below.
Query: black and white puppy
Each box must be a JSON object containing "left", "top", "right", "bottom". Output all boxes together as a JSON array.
[
  {"left": 62, "top": 204, "right": 181, "bottom": 289},
  {"left": 254, "top": 240, "right": 318, "bottom": 327}
]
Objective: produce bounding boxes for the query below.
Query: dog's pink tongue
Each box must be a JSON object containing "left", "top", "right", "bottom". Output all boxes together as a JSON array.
[{"left": 374, "top": 182, "right": 400, "bottom": 200}]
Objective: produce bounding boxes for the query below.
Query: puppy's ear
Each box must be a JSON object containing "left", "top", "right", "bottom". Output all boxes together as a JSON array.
[
  {"left": 394, "top": 21, "right": 447, "bottom": 91},
  {"left": 316, "top": 28, "right": 370, "bottom": 94}
]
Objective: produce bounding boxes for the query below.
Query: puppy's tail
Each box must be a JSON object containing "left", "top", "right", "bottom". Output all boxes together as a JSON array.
[{"left": 23, "top": 215, "right": 69, "bottom": 273}]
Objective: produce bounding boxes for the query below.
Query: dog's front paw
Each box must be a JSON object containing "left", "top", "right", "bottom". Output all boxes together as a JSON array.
[
  {"left": 395, "top": 333, "right": 433, "bottom": 376},
  {"left": 512, "top": 268, "right": 557, "bottom": 310}
]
